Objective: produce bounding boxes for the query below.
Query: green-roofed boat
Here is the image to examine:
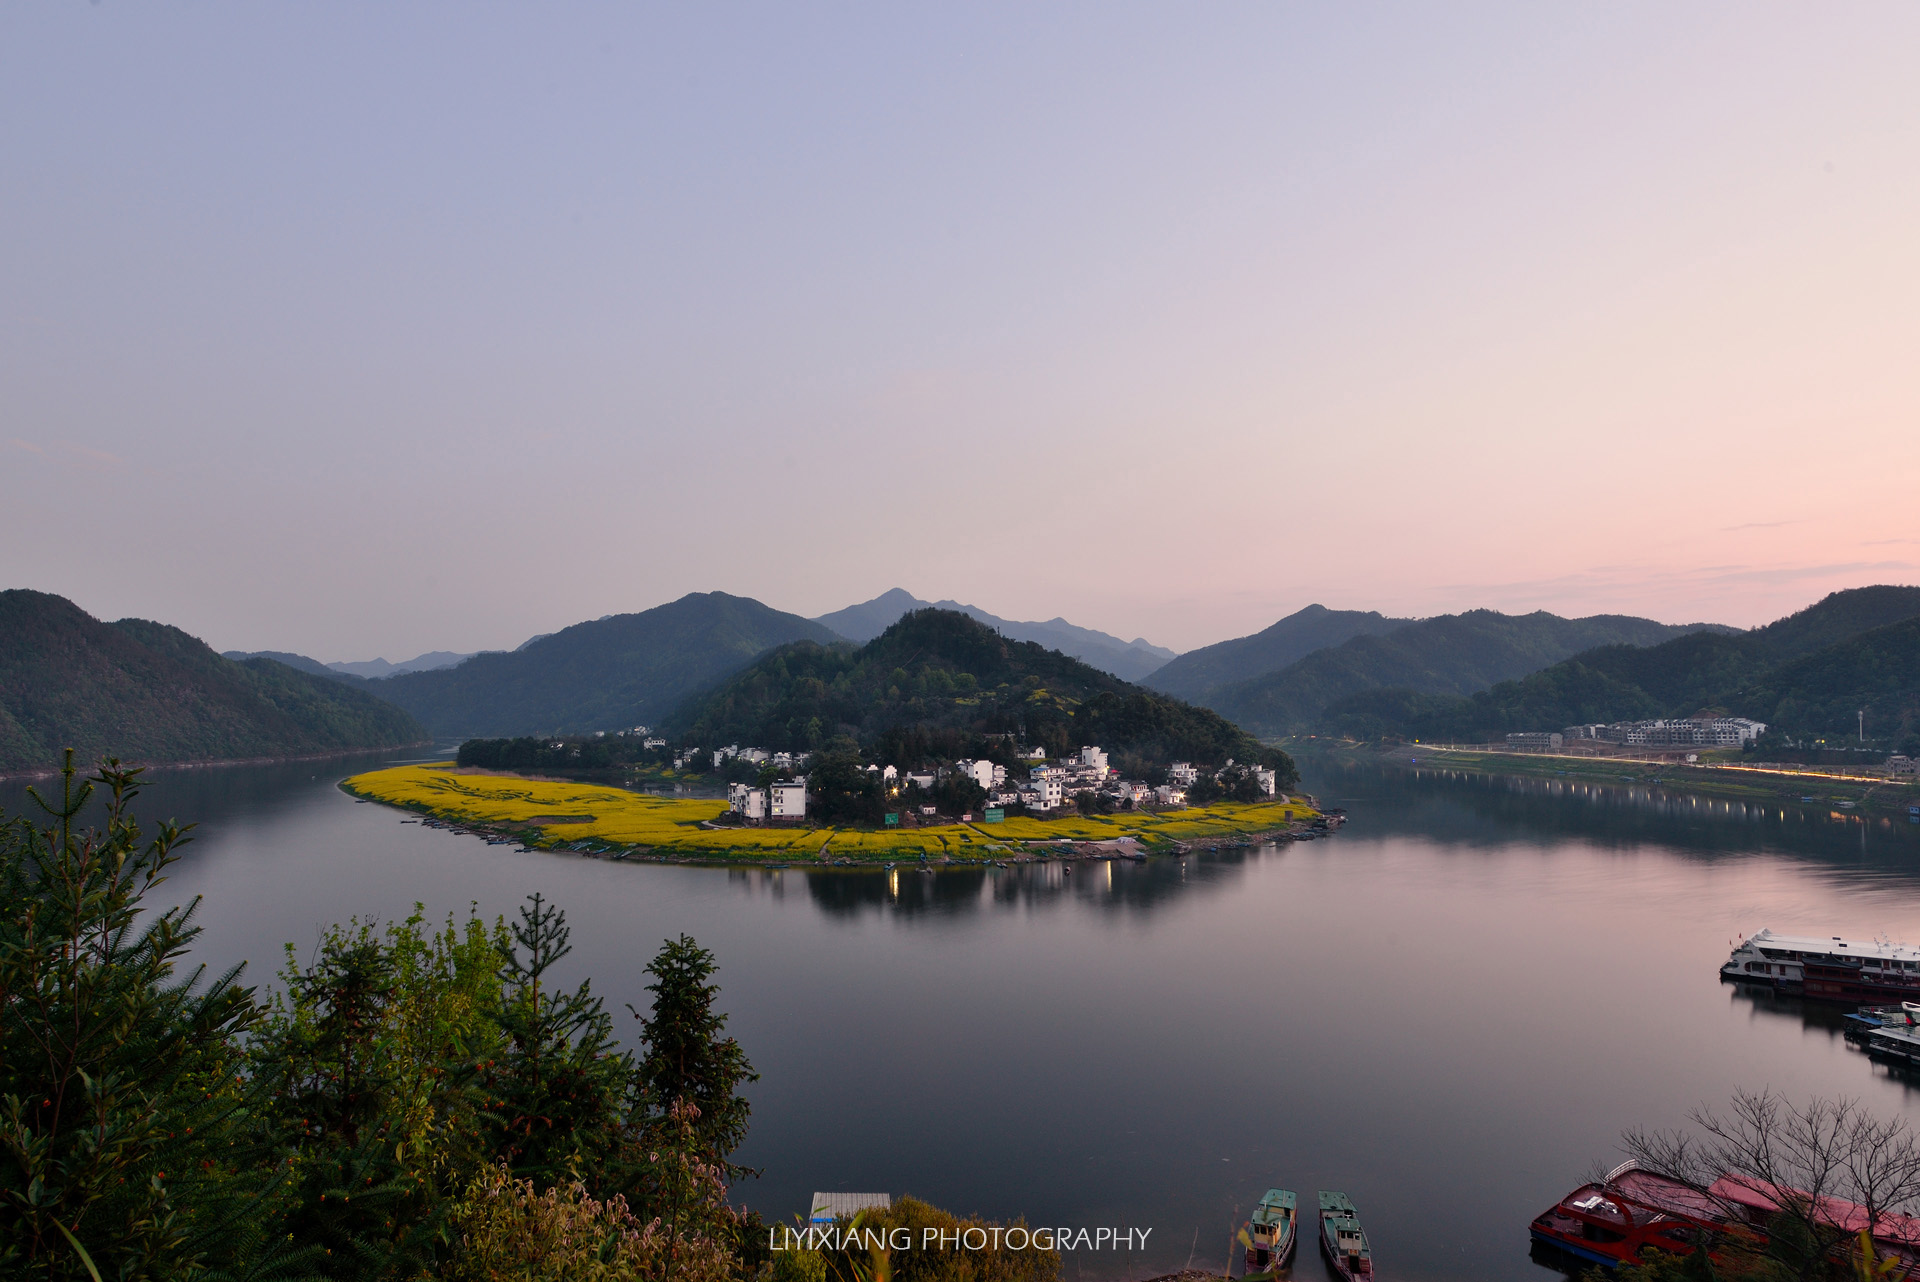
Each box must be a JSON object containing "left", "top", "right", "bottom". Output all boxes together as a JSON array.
[
  {"left": 1245, "top": 1188, "right": 1297, "bottom": 1275},
  {"left": 1318, "top": 1190, "right": 1375, "bottom": 1279}
]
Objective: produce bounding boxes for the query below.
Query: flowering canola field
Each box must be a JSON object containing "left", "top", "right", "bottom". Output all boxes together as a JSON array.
[{"left": 342, "top": 763, "right": 1313, "bottom": 861}]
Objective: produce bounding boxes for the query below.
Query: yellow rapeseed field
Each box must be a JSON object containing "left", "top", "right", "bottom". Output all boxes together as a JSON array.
[{"left": 342, "top": 764, "right": 1313, "bottom": 862}]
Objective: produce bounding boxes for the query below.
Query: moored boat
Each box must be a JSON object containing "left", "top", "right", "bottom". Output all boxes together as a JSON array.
[
  {"left": 1529, "top": 1161, "right": 1725, "bottom": 1270},
  {"left": 1722, "top": 929, "right": 1920, "bottom": 1003},
  {"left": 1318, "top": 1190, "right": 1374, "bottom": 1278},
  {"left": 1245, "top": 1188, "right": 1297, "bottom": 1276}
]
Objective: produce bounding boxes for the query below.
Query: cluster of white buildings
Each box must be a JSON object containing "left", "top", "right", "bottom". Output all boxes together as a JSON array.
[
  {"left": 1565, "top": 717, "right": 1768, "bottom": 747},
  {"left": 727, "top": 778, "right": 809, "bottom": 821}
]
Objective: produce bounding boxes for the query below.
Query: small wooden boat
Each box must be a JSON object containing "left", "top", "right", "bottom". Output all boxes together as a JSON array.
[
  {"left": 1318, "top": 1191, "right": 1374, "bottom": 1278},
  {"left": 1244, "top": 1188, "right": 1297, "bottom": 1276}
]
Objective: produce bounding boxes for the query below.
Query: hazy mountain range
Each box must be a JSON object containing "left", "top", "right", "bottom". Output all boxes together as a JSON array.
[
  {"left": 1327, "top": 586, "right": 1920, "bottom": 747},
  {"left": 0, "top": 590, "right": 426, "bottom": 774},
  {"left": 813, "top": 588, "right": 1176, "bottom": 682},
  {"left": 10, "top": 582, "right": 1919, "bottom": 773}
]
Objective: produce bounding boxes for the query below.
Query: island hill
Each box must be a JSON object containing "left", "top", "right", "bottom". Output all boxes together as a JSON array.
[{"left": 344, "top": 609, "right": 1322, "bottom": 862}]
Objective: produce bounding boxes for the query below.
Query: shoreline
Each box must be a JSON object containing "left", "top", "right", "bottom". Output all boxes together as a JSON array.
[
  {"left": 340, "top": 765, "right": 1336, "bottom": 868},
  {"left": 1299, "top": 741, "right": 1920, "bottom": 816}
]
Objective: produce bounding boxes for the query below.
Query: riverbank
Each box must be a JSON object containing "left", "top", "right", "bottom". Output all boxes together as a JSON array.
[
  {"left": 1298, "top": 741, "right": 1920, "bottom": 816},
  {"left": 341, "top": 763, "right": 1327, "bottom": 865}
]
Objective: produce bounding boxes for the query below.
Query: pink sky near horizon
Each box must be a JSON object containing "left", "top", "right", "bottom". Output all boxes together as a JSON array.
[{"left": 3, "top": 5, "right": 1918, "bottom": 659}]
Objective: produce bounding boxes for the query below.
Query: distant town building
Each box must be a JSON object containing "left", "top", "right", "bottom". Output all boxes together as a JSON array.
[
  {"left": 955, "top": 759, "right": 1001, "bottom": 790},
  {"left": 905, "top": 771, "right": 936, "bottom": 791},
  {"left": 1890, "top": 755, "right": 1917, "bottom": 776},
  {"left": 1558, "top": 718, "right": 1766, "bottom": 747},
  {"left": 770, "top": 779, "right": 808, "bottom": 819},
  {"left": 1078, "top": 746, "right": 1108, "bottom": 773},
  {"left": 1155, "top": 784, "right": 1187, "bottom": 806},
  {"left": 1254, "top": 767, "right": 1277, "bottom": 797},
  {"left": 1506, "top": 732, "right": 1564, "bottom": 752},
  {"left": 1167, "top": 762, "right": 1199, "bottom": 786},
  {"left": 727, "top": 782, "right": 767, "bottom": 820}
]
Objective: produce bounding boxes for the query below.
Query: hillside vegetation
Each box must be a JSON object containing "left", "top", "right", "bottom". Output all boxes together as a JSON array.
[
  {"left": 668, "top": 608, "right": 1288, "bottom": 777},
  {"left": 373, "top": 591, "right": 839, "bottom": 737},
  {"left": 1322, "top": 586, "right": 1920, "bottom": 745},
  {"left": 0, "top": 589, "right": 426, "bottom": 773},
  {"left": 1205, "top": 609, "right": 1722, "bottom": 735}
]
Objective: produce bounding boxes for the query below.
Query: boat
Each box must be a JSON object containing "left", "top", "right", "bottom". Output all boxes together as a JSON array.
[
  {"left": 1244, "top": 1188, "right": 1297, "bottom": 1276},
  {"left": 1529, "top": 1161, "right": 1729, "bottom": 1269},
  {"left": 1721, "top": 929, "right": 1920, "bottom": 1004},
  {"left": 1843, "top": 1002, "right": 1920, "bottom": 1043},
  {"left": 1318, "top": 1190, "right": 1374, "bottom": 1278}
]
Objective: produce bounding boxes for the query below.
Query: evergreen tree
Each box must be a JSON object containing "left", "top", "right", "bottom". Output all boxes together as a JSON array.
[
  {"left": 0, "top": 753, "right": 291, "bottom": 1280},
  {"left": 485, "top": 893, "right": 632, "bottom": 1185},
  {"left": 629, "top": 936, "right": 758, "bottom": 1177}
]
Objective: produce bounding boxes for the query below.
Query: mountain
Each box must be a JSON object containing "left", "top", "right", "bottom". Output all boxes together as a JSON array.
[
  {"left": 327, "top": 651, "right": 473, "bottom": 679},
  {"left": 1143, "top": 604, "right": 1411, "bottom": 701},
  {"left": 373, "top": 591, "right": 839, "bottom": 738},
  {"left": 669, "top": 607, "right": 1287, "bottom": 777},
  {"left": 1327, "top": 586, "right": 1920, "bottom": 745},
  {"left": 221, "top": 648, "right": 337, "bottom": 677},
  {"left": 1, "top": 590, "right": 428, "bottom": 774},
  {"left": 813, "top": 589, "right": 1176, "bottom": 682},
  {"left": 1207, "top": 609, "right": 1725, "bottom": 736}
]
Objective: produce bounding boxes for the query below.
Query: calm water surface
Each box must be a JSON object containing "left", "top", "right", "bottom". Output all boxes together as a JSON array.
[{"left": 9, "top": 753, "right": 1920, "bottom": 1282}]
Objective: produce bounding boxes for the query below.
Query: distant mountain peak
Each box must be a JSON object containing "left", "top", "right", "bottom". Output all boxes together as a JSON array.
[{"left": 812, "top": 590, "right": 1175, "bottom": 682}]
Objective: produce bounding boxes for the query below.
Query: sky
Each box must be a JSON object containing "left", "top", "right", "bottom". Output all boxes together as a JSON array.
[{"left": 4, "top": 4, "right": 1918, "bottom": 661}]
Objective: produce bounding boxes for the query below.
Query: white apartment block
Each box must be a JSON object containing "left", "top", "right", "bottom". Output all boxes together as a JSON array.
[
  {"left": 727, "top": 783, "right": 767, "bottom": 820},
  {"left": 771, "top": 779, "right": 808, "bottom": 819},
  {"left": 1167, "top": 762, "right": 1199, "bottom": 786},
  {"left": 1078, "top": 746, "right": 1108, "bottom": 772}
]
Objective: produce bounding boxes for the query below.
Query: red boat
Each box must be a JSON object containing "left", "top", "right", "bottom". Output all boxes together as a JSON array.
[
  {"left": 1530, "top": 1163, "right": 1730, "bottom": 1270},
  {"left": 1707, "top": 1174, "right": 1920, "bottom": 1278}
]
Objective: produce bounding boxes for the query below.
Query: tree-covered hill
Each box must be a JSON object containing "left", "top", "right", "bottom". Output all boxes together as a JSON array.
[
  {"left": 1321, "top": 587, "right": 1920, "bottom": 746},
  {"left": 667, "top": 608, "right": 1290, "bottom": 778},
  {"left": 1142, "top": 603, "right": 1410, "bottom": 701},
  {"left": 0, "top": 589, "right": 427, "bottom": 773},
  {"left": 1205, "top": 609, "right": 1725, "bottom": 735},
  {"left": 374, "top": 591, "right": 840, "bottom": 738}
]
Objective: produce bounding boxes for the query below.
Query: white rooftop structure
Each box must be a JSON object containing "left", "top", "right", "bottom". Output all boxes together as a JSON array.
[{"left": 810, "top": 1192, "right": 891, "bottom": 1224}]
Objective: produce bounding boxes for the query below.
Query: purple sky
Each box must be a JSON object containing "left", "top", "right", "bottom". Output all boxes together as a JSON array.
[{"left": 5, "top": 5, "right": 1918, "bottom": 660}]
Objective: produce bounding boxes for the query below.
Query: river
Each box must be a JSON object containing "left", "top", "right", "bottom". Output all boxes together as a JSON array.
[{"left": 7, "top": 751, "right": 1920, "bottom": 1281}]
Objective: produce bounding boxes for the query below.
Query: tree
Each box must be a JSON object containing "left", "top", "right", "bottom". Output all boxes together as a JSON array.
[
  {"left": 0, "top": 753, "right": 289, "bottom": 1281},
  {"left": 487, "top": 894, "right": 633, "bottom": 1184},
  {"left": 1624, "top": 1089, "right": 1920, "bottom": 1282},
  {"left": 629, "top": 936, "right": 757, "bottom": 1178}
]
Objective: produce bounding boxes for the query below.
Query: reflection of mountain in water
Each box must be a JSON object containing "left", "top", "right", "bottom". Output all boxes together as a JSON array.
[{"left": 1307, "top": 758, "right": 1920, "bottom": 872}]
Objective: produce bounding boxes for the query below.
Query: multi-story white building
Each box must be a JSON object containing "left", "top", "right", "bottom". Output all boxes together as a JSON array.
[
  {"left": 1167, "top": 762, "right": 1199, "bottom": 786},
  {"left": 1155, "top": 784, "right": 1187, "bottom": 806},
  {"left": 771, "top": 779, "right": 808, "bottom": 819},
  {"left": 727, "top": 783, "right": 767, "bottom": 820},
  {"left": 955, "top": 759, "right": 1000, "bottom": 790},
  {"left": 1254, "top": 767, "right": 1277, "bottom": 798},
  {"left": 1023, "top": 775, "right": 1064, "bottom": 811},
  {"left": 1078, "top": 746, "right": 1108, "bottom": 773}
]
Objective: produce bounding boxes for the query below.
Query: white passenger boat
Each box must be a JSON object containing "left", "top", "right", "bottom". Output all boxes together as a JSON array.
[{"left": 1723, "top": 929, "right": 1920, "bottom": 1003}]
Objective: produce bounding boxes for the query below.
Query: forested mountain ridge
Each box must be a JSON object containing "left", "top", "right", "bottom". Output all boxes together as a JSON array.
[
  {"left": 1142, "top": 604, "right": 1410, "bottom": 700},
  {"left": 813, "top": 588, "right": 1176, "bottom": 682},
  {"left": 669, "top": 608, "right": 1286, "bottom": 776},
  {"left": 1205, "top": 609, "right": 1724, "bottom": 735},
  {"left": 0, "top": 589, "right": 427, "bottom": 773},
  {"left": 374, "top": 591, "right": 839, "bottom": 738},
  {"left": 1320, "top": 586, "right": 1920, "bottom": 745}
]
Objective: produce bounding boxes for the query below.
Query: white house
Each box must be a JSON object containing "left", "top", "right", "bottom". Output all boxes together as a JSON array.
[
  {"left": 905, "top": 771, "right": 936, "bottom": 791},
  {"left": 1254, "top": 767, "right": 1277, "bottom": 798},
  {"left": 727, "top": 783, "right": 767, "bottom": 820},
  {"left": 771, "top": 779, "right": 808, "bottom": 819},
  {"left": 955, "top": 759, "right": 999, "bottom": 790},
  {"left": 1167, "top": 762, "right": 1199, "bottom": 786},
  {"left": 1078, "top": 746, "right": 1108, "bottom": 772},
  {"left": 1155, "top": 784, "right": 1187, "bottom": 806},
  {"left": 1026, "top": 775, "right": 1064, "bottom": 810}
]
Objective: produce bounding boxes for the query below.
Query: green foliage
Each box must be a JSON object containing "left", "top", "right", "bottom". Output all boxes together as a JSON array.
[
  {"left": 629, "top": 937, "right": 758, "bottom": 1180},
  {"left": 0, "top": 591, "right": 427, "bottom": 772},
  {"left": 377, "top": 591, "right": 839, "bottom": 738},
  {"left": 1144, "top": 603, "right": 1410, "bottom": 702},
  {"left": 805, "top": 1197, "right": 1061, "bottom": 1282},
  {"left": 0, "top": 754, "right": 288, "bottom": 1281},
  {"left": 669, "top": 609, "right": 1294, "bottom": 782}
]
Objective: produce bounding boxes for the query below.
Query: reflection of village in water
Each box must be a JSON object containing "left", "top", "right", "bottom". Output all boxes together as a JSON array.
[{"left": 711, "top": 758, "right": 1920, "bottom": 929}]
